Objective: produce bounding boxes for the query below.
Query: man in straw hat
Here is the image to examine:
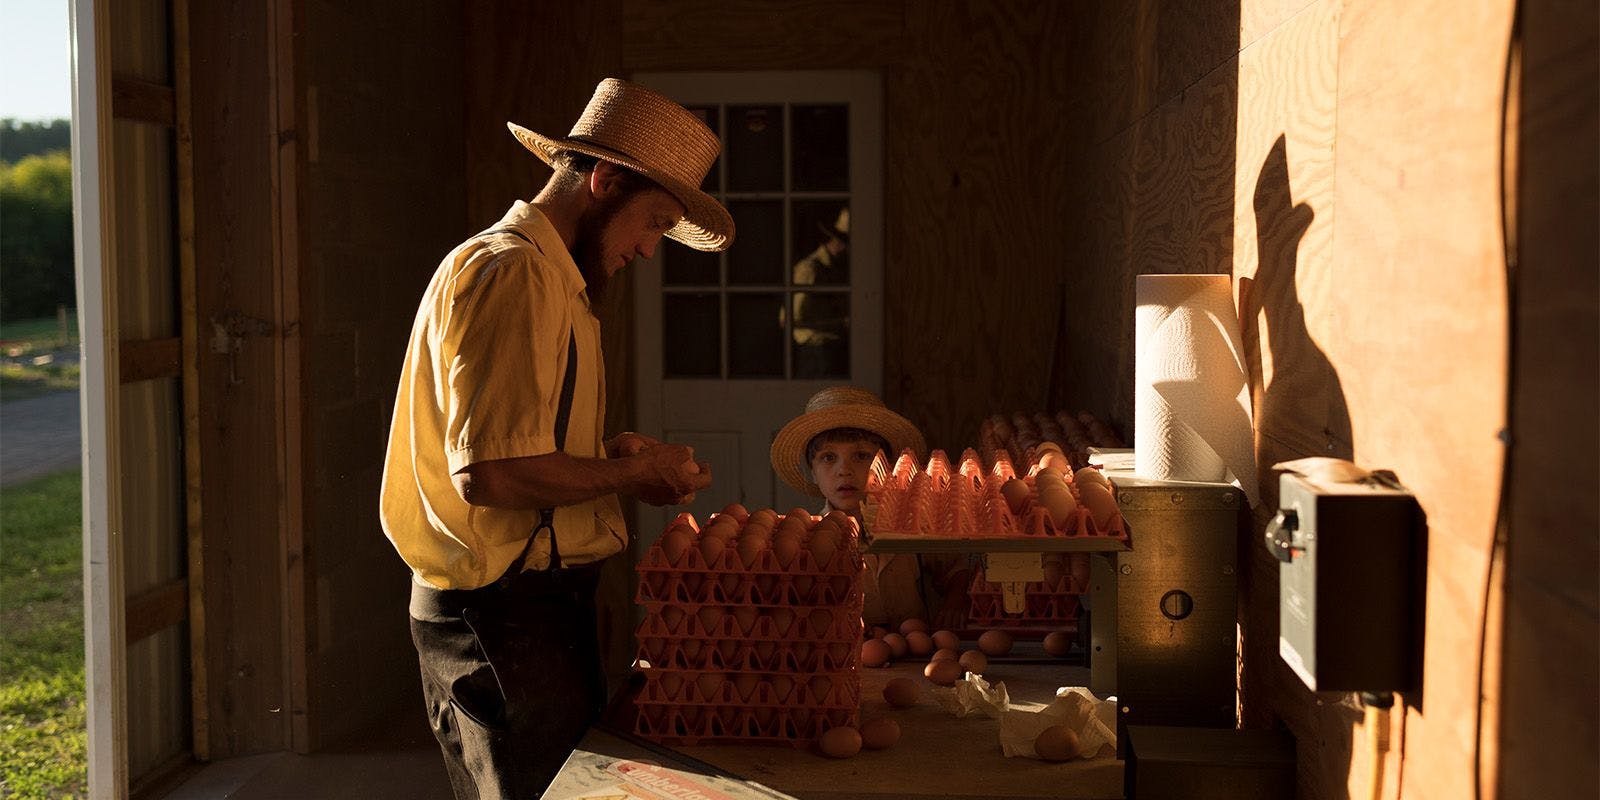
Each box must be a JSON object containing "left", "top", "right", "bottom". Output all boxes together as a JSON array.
[
  {"left": 770, "top": 387, "right": 973, "bottom": 632},
  {"left": 380, "top": 78, "right": 729, "bottom": 798}
]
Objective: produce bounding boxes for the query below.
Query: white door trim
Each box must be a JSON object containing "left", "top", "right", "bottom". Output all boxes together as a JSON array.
[{"left": 71, "top": 0, "right": 128, "bottom": 794}]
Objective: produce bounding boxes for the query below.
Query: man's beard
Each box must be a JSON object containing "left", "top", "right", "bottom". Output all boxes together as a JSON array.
[{"left": 571, "top": 194, "right": 628, "bottom": 306}]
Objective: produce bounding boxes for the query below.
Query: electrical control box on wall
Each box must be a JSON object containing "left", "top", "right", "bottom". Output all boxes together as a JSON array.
[{"left": 1267, "top": 471, "right": 1427, "bottom": 693}]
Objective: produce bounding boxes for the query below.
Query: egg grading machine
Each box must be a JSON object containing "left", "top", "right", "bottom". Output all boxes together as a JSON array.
[{"left": 862, "top": 448, "right": 1245, "bottom": 734}]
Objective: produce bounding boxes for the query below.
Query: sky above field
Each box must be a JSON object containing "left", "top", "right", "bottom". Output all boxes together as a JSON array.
[{"left": 1, "top": 0, "right": 72, "bottom": 121}]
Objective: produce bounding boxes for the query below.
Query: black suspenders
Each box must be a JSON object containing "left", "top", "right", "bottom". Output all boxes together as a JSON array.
[{"left": 488, "top": 226, "right": 581, "bottom": 579}]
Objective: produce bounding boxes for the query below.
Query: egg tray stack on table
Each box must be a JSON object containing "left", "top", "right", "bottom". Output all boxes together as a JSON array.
[
  {"left": 632, "top": 507, "right": 865, "bottom": 749},
  {"left": 978, "top": 410, "right": 1126, "bottom": 473}
]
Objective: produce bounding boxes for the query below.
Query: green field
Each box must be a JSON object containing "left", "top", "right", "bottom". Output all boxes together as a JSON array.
[
  {"left": 0, "top": 313, "right": 80, "bottom": 401},
  {"left": 0, "top": 470, "right": 87, "bottom": 798}
]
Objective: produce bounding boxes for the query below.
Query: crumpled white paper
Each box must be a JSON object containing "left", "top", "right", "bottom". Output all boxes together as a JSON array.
[
  {"left": 929, "top": 671, "right": 1010, "bottom": 719},
  {"left": 999, "top": 687, "right": 1117, "bottom": 760}
]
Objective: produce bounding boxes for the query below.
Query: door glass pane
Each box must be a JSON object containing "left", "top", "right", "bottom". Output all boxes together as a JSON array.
[
  {"left": 663, "top": 242, "right": 719, "bottom": 286},
  {"left": 685, "top": 105, "right": 721, "bottom": 190},
  {"left": 727, "top": 200, "right": 783, "bottom": 285},
  {"left": 728, "top": 293, "right": 785, "bottom": 378},
  {"left": 663, "top": 293, "right": 721, "bottom": 377},
  {"left": 790, "top": 201, "right": 850, "bottom": 287},
  {"left": 791, "top": 291, "right": 850, "bottom": 379},
  {"left": 725, "top": 104, "right": 784, "bottom": 192},
  {"left": 791, "top": 104, "right": 848, "bottom": 191}
]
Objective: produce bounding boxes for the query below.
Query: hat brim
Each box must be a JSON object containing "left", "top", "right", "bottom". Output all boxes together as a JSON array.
[
  {"left": 769, "top": 404, "right": 927, "bottom": 497},
  {"left": 509, "top": 123, "right": 733, "bottom": 252}
]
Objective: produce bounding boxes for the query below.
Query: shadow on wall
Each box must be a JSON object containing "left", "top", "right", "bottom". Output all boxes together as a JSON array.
[
  {"left": 1235, "top": 134, "right": 1361, "bottom": 769},
  {"left": 1239, "top": 135, "right": 1353, "bottom": 464}
]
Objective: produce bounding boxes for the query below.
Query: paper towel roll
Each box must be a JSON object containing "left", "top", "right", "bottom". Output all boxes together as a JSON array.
[{"left": 1135, "top": 274, "right": 1258, "bottom": 505}]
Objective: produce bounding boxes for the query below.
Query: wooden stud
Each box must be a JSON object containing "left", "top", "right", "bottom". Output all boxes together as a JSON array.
[
  {"left": 125, "top": 578, "right": 188, "bottom": 645},
  {"left": 118, "top": 337, "right": 181, "bottom": 383},
  {"left": 111, "top": 75, "right": 175, "bottom": 126}
]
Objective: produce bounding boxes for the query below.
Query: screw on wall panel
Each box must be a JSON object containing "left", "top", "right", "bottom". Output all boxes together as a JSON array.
[
  {"left": 1119, "top": 564, "right": 1132, "bottom": 575},
  {"left": 1170, "top": 492, "right": 1185, "bottom": 505},
  {"left": 1119, "top": 493, "right": 1132, "bottom": 505},
  {"left": 1222, "top": 492, "right": 1238, "bottom": 507},
  {"left": 1222, "top": 564, "right": 1234, "bottom": 575}
]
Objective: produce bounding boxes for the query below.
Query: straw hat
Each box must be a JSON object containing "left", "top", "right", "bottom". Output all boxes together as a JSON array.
[
  {"left": 770, "top": 387, "right": 926, "bottom": 497},
  {"left": 508, "top": 78, "right": 734, "bottom": 252}
]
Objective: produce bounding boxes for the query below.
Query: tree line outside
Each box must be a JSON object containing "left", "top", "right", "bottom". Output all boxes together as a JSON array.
[{"left": 1, "top": 118, "right": 76, "bottom": 324}]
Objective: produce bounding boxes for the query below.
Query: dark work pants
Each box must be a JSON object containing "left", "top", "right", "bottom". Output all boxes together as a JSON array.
[{"left": 409, "top": 564, "right": 607, "bottom": 800}]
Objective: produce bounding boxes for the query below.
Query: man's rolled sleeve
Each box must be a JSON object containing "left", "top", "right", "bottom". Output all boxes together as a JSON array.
[{"left": 440, "top": 251, "right": 567, "bottom": 474}]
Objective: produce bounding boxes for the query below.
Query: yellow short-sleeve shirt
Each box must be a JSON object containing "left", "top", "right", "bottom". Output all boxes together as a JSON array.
[{"left": 380, "top": 201, "right": 626, "bottom": 589}]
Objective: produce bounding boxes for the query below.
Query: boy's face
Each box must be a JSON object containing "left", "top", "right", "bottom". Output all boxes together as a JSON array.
[{"left": 809, "top": 439, "right": 881, "bottom": 512}]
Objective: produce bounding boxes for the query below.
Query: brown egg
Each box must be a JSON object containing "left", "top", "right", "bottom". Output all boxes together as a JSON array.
[
  {"left": 809, "top": 675, "right": 834, "bottom": 703},
  {"left": 1035, "top": 725, "right": 1080, "bottom": 761},
  {"left": 1001, "top": 478, "right": 1031, "bottom": 514},
  {"left": 860, "top": 718, "right": 901, "bottom": 750},
  {"left": 808, "top": 526, "right": 840, "bottom": 569},
  {"left": 809, "top": 608, "right": 835, "bottom": 637},
  {"left": 771, "top": 674, "right": 794, "bottom": 703},
  {"left": 882, "top": 633, "right": 909, "bottom": 659},
  {"left": 660, "top": 672, "right": 683, "bottom": 701},
  {"left": 899, "top": 618, "right": 929, "bottom": 636},
  {"left": 1037, "top": 466, "right": 1066, "bottom": 482},
  {"left": 659, "top": 526, "right": 693, "bottom": 566},
  {"left": 1040, "top": 451, "right": 1072, "bottom": 473},
  {"left": 736, "top": 534, "right": 767, "bottom": 569},
  {"left": 1040, "top": 484, "right": 1077, "bottom": 530},
  {"left": 932, "top": 630, "right": 960, "bottom": 651},
  {"left": 958, "top": 650, "right": 988, "bottom": 674},
  {"left": 1068, "top": 553, "right": 1091, "bottom": 587},
  {"left": 696, "top": 672, "right": 725, "bottom": 702},
  {"left": 1042, "top": 559, "right": 1064, "bottom": 588},
  {"left": 771, "top": 607, "right": 795, "bottom": 637},
  {"left": 732, "top": 606, "right": 758, "bottom": 635},
  {"left": 660, "top": 605, "right": 686, "bottom": 634},
  {"left": 697, "top": 606, "right": 725, "bottom": 636},
  {"left": 776, "top": 513, "right": 809, "bottom": 541},
  {"left": 1035, "top": 441, "right": 1064, "bottom": 455},
  {"left": 1073, "top": 466, "right": 1110, "bottom": 488},
  {"left": 931, "top": 647, "right": 959, "bottom": 662},
  {"left": 883, "top": 677, "right": 920, "bottom": 707},
  {"left": 786, "top": 507, "right": 814, "bottom": 524},
  {"left": 819, "top": 726, "right": 862, "bottom": 759},
  {"left": 720, "top": 502, "right": 750, "bottom": 523},
  {"left": 704, "top": 513, "right": 740, "bottom": 540},
  {"left": 773, "top": 532, "right": 803, "bottom": 568},
  {"left": 861, "top": 639, "right": 891, "bottom": 667},
  {"left": 750, "top": 508, "right": 780, "bottom": 527},
  {"left": 978, "top": 630, "right": 1014, "bottom": 657},
  {"left": 868, "top": 626, "right": 889, "bottom": 640},
  {"left": 1078, "top": 481, "right": 1119, "bottom": 530},
  {"left": 924, "top": 658, "right": 962, "bottom": 686},
  {"left": 698, "top": 534, "right": 728, "bottom": 569},
  {"left": 1043, "top": 631, "right": 1073, "bottom": 657},
  {"left": 905, "top": 630, "right": 934, "bottom": 657}
]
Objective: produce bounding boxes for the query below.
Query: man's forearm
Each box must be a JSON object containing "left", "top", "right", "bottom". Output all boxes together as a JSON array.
[{"left": 457, "top": 451, "right": 645, "bottom": 510}]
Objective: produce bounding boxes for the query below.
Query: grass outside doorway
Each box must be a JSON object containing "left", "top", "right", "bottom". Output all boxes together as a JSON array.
[{"left": 0, "top": 469, "right": 86, "bottom": 798}]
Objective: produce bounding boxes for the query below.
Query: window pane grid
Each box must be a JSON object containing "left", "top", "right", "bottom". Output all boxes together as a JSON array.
[{"left": 665, "top": 101, "right": 852, "bottom": 381}]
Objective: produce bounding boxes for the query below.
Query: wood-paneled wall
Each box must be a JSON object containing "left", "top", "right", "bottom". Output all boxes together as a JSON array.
[
  {"left": 296, "top": 0, "right": 468, "bottom": 749},
  {"left": 1058, "top": 1, "right": 1593, "bottom": 798}
]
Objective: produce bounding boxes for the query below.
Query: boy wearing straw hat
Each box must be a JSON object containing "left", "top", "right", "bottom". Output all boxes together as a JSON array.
[
  {"left": 381, "top": 79, "right": 727, "bottom": 798},
  {"left": 770, "top": 387, "right": 973, "bottom": 630}
]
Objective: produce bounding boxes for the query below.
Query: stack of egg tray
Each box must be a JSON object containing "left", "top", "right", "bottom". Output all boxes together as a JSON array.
[
  {"left": 965, "top": 555, "right": 1090, "bottom": 636},
  {"left": 865, "top": 448, "right": 1130, "bottom": 543},
  {"left": 633, "top": 512, "right": 865, "bottom": 748},
  {"left": 978, "top": 410, "right": 1124, "bottom": 471}
]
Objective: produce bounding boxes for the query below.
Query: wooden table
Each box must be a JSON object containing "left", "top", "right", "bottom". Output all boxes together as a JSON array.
[{"left": 668, "top": 658, "right": 1123, "bottom": 799}]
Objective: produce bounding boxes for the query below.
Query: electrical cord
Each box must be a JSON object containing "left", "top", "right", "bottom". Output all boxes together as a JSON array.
[{"left": 1475, "top": 2, "right": 1523, "bottom": 799}]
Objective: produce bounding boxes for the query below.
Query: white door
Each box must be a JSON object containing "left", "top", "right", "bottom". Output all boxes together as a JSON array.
[{"left": 632, "top": 71, "right": 884, "bottom": 550}]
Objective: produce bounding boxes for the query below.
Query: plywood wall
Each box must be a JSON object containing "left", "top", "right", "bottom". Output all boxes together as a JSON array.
[
  {"left": 295, "top": 0, "right": 468, "bottom": 749},
  {"left": 1057, "top": 0, "right": 1595, "bottom": 798}
]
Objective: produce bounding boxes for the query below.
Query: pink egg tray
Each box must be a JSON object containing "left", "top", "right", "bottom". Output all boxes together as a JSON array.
[
  {"left": 633, "top": 509, "right": 865, "bottom": 748},
  {"left": 965, "top": 554, "right": 1091, "bottom": 635},
  {"left": 863, "top": 447, "right": 1129, "bottom": 540},
  {"left": 979, "top": 410, "right": 1125, "bottom": 473}
]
